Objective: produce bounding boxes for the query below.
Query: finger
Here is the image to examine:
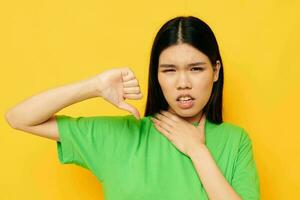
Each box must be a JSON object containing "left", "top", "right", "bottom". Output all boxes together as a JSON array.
[
  {"left": 122, "top": 73, "right": 135, "bottom": 82},
  {"left": 121, "top": 68, "right": 136, "bottom": 82},
  {"left": 123, "top": 93, "right": 143, "bottom": 100},
  {"left": 118, "top": 101, "right": 141, "bottom": 120},
  {"left": 123, "top": 79, "right": 139, "bottom": 87},
  {"left": 152, "top": 120, "right": 173, "bottom": 141},
  {"left": 152, "top": 117, "right": 173, "bottom": 133},
  {"left": 155, "top": 113, "right": 176, "bottom": 128},
  {"left": 159, "top": 110, "right": 180, "bottom": 123},
  {"left": 121, "top": 67, "right": 129, "bottom": 76},
  {"left": 123, "top": 86, "right": 141, "bottom": 94}
]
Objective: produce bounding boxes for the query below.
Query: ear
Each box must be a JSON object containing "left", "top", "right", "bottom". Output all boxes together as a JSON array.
[{"left": 213, "top": 60, "right": 221, "bottom": 82}]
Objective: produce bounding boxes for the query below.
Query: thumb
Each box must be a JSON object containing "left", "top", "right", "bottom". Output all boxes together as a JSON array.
[{"left": 118, "top": 101, "right": 141, "bottom": 120}]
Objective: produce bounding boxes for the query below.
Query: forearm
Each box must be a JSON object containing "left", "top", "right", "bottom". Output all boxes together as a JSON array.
[
  {"left": 189, "top": 145, "right": 242, "bottom": 200},
  {"left": 5, "top": 76, "right": 99, "bottom": 127}
]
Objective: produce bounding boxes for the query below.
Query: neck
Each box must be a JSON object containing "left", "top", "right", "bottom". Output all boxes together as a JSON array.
[{"left": 167, "top": 108, "right": 204, "bottom": 124}]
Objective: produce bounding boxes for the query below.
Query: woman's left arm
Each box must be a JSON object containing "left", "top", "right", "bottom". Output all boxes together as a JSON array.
[
  {"left": 152, "top": 110, "right": 242, "bottom": 200},
  {"left": 188, "top": 145, "right": 242, "bottom": 200}
]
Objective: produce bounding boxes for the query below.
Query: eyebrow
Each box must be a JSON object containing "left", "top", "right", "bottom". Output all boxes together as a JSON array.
[{"left": 159, "top": 62, "right": 207, "bottom": 68}]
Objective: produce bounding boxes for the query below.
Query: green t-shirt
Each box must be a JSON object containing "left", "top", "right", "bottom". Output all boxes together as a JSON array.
[{"left": 56, "top": 114, "right": 260, "bottom": 200}]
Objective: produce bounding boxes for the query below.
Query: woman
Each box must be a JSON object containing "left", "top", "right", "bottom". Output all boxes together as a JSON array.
[{"left": 5, "top": 16, "right": 260, "bottom": 200}]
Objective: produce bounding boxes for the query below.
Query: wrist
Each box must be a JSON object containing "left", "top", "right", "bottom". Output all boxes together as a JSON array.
[
  {"left": 80, "top": 77, "right": 101, "bottom": 98},
  {"left": 188, "top": 144, "right": 207, "bottom": 159}
]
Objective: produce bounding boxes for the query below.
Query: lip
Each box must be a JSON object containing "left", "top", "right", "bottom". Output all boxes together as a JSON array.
[
  {"left": 176, "top": 94, "right": 195, "bottom": 101},
  {"left": 177, "top": 99, "right": 194, "bottom": 109}
]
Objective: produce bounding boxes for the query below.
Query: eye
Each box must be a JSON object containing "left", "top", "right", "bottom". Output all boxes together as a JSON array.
[
  {"left": 191, "top": 67, "right": 204, "bottom": 71},
  {"left": 162, "top": 69, "right": 175, "bottom": 72},
  {"left": 162, "top": 67, "right": 204, "bottom": 73}
]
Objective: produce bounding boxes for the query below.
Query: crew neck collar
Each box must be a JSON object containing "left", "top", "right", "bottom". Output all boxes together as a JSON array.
[{"left": 147, "top": 114, "right": 211, "bottom": 127}]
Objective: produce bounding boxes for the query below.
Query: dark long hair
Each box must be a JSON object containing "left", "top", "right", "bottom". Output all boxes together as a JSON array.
[{"left": 144, "top": 16, "right": 224, "bottom": 124}]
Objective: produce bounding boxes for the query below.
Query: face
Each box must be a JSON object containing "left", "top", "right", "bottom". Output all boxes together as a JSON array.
[{"left": 158, "top": 43, "right": 221, "bottom": 123}]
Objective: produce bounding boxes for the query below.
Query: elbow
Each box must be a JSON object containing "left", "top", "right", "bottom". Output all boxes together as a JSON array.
[{"left": 5, "top": 111, "right": 19, "bottom": 129}]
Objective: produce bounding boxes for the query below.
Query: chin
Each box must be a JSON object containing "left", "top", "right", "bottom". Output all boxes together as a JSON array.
[{"left": 168, "top": 106, "right": 201, "bottom": 117}]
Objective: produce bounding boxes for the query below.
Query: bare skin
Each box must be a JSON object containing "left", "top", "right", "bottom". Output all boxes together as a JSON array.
[
  {"left": 153, "top": 43, "right": 242, "bottom": 199},
  {"left": 5, "top": 67, "right": 143, "bottom": 141},
  {"left": 157, "top": 43, "right": 221, "bottom": 123}
]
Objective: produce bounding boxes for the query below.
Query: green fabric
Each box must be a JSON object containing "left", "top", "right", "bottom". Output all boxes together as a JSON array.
[{"left": 56, "top": 114, "right": 260, "bottom": 200}]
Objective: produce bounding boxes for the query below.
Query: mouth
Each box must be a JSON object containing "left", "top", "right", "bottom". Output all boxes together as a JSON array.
[
  {"left": 176, "top": 94, "right": 195, "bottom": 101},
  {"left": 176, "top": 95, "right": 195, "bottom": 109}
]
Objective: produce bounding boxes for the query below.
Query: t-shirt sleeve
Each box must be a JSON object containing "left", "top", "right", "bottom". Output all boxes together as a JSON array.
[
  {"left": 231, "top": 129, "right": 261, "bottom": 200},
  {"left": 55, "top": 114, "right": 138, "bottom": 181}
]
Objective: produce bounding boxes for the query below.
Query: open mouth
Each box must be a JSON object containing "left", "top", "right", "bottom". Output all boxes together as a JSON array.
[{"left": 176, "top": 97, "right": 195, "bottom": 109}]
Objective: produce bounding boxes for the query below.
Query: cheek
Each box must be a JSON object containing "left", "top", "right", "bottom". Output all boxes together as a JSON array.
[
  {"left": 158, "top": 75, "right": 174, "bottom": 102},
  {"left": 199, "top": 79, "right": 213, "bottom": 90},
  {"left": 196, "top": 83, "right": 214, "bottom": 105},
  {"left": 158, "top": 74, "right": 171, "bottom": 90},
  {"left": 197, "top": 72, "right": 214, "bottom": 90},
  {"left": 194, "top": 77, "right": 214, "bottom": 98}
]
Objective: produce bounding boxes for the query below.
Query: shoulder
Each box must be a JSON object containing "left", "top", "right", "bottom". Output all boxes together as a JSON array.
[
  {"left": 226, "top": 121, "right": 251, "bottom": 140},
  {"left": 56, "top": 114, "right": 145, "bottom": 129},
  {"left": 91, "top": 114, "right": 150, "bottom": 129},
  {"left": 208, "top": 120, "right": 251, "bottom": 145}
]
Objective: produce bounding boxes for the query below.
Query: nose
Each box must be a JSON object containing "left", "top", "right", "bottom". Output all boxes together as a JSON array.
[{"left": 176, "top": 73, "right": 192, "bottom": 89}]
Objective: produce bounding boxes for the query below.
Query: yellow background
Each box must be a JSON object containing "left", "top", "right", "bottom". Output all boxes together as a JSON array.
[{"left": 1, "top": 0, "right": 299, "bottom": 199}]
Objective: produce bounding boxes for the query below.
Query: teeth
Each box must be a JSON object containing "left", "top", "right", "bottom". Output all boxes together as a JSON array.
[{"left": 178, "top": 96, "right": 192, "bottom": 101}]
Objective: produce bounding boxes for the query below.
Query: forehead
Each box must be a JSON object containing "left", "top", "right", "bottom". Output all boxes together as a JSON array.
[{"left": 158, "top": 43, "right": 209, "bottom": 65}]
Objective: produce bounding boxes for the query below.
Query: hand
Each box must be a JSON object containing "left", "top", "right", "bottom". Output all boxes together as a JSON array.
[
  {"left": 92, "top": 67, "right": 143, "bottom": 120},
  {"left": 151, "top": 110, "right": 206, "bottom": 157}
]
